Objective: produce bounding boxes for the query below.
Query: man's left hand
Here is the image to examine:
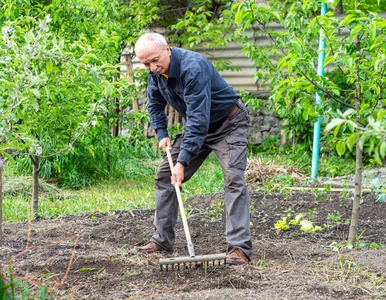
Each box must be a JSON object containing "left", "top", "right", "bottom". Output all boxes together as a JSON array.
[{"left": 171, "top": 162, "right": 184, "bottom": 187}]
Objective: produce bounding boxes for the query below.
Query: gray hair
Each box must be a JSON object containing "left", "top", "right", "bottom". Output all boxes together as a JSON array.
[{"left": 135, "top": 32, "right": 167, "bottom": 52}]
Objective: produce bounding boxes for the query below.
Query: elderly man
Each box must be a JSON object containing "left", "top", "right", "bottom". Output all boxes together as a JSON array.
[{"left": 132, "top": 32, "right": 251, "bottom": 264}]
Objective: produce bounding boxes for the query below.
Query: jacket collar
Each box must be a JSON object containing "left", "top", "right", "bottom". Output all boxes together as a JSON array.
[{"left": 167, "top": 47, "right": 180, "bottom": 79}]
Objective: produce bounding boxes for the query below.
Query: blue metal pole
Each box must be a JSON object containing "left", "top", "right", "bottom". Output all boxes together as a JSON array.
[{"left": 311, "top": 3, "right": 327, "bottom": 180}]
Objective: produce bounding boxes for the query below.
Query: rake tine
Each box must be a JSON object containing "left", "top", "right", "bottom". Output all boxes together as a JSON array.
[{"left": 159, "top": 253, "right": 227, "bottom": 271}]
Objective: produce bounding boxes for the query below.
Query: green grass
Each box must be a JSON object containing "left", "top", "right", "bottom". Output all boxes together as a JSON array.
[
  {"left": 3, "top": 141, "right": 375, "bottom": 223},
  {"left": 2, "top": 153, "right": 225, "bottom": 223},
  {"left": 2, "top": 178, "right": 156, "bottom": 223},
  {"left": 181, "top": 153, "right": 224, "bottom": 199}
]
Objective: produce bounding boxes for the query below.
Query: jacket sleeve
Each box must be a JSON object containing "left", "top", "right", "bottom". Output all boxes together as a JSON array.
[
  {"left": 177, "top": 63, "right": 212, "bottom": 167},
  {"left": 147, "top": 75, "right": 169, "bottom": 142}
]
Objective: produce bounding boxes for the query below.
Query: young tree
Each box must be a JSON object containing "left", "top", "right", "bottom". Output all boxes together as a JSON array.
[
  {"left": 0, "top": 0, "right": 159, "bottom": 215},
  {"left": 233, "top": 0, "right": 386, "bottom": 245},
  {"left": 1, "top": 0, "right": 159, "bottom": 210},
  {"left": 0, "top": 13, "right": 120, "bottom": 216}
]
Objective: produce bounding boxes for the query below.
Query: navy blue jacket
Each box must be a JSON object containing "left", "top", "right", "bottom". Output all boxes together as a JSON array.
[{"left": 147, "top": 47, "right": 240, "bottom": 167}]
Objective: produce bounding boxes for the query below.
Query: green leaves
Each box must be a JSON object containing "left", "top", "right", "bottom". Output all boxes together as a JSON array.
[
  {"left": 336, "top": 141, "right": 346, "bottom": 156},
  {"left": 0, "top": 0, "right": 143, "bottom": 171},
  {"left": 291, "top": 37, "right": 304, "bottom": 54},
  {"left": 324, "top": 118, "right": 345, "bottom": 132},
  {"left": 46, "top": 60, "right": 53, "bottom": 73},
  {"left": 348, "top": 24, "right": 362, "bottom": 44}
]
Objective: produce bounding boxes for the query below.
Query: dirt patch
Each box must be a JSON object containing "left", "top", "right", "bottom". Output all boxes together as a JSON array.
[{"left": 1, "top": 190, "right": 385, "bottom": 299}]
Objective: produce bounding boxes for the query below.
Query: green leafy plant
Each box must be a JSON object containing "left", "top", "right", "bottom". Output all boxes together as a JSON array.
[
  {"left": 274, "top": 217, "right": 289, "bottom": 233},
  {"left": 357, "top": 242, "right": 385, "bottom": 248},
  {"left": 328, "top": 241, "right": 354, "bottom": 252},
  {"left": 275, "top": 212, "right": 321, "bottom": 234},
  {"left": 184, "top": 204, "right": 195, "bottom": 219},
  {"left": 299, "top": 220, "right": 321, "bottom": 233},
  {"left": 289, "top": 213, "right": 305, "bottom": 225}
]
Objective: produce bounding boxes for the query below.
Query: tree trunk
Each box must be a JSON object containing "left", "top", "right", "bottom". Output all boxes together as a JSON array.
[
  {"left": 112, "top": 71, "right": 120, "bottom": 137},
  {"left": 348, "top": 142, "right": 363, "bottom": 245},
  {"left": 348, "top": 33, "right": 363, "bottom": 245},
  {"left": 106, "top": 96, "right": 111, "bottom": 172},
  {"left": 106, "top": 147, "right": 110, "bottom": 173},
  {"left": 335, "top": 0, "right": 344, "bottom": 14},
  {"left": 0, "top": 157, "right": 3, "bottom": 239},
  {"left": 31, "top": 156, "right": 39, "bottom": 217}
]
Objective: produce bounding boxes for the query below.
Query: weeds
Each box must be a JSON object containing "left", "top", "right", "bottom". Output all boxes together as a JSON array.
[
  {"left": 201, "top": 199, "right": 224, "bottom": 222},
  {"left": 309, "top": 255, "right": 386, "bottom": 292},
  {"left": 338, "top": 182, "right": 355, "bottom": 201},
  {"left": 325, "top": 211, "right": 341, "bottom": 228},
  {"left": 0, "top": 266, "right": 51, "bottom": 299},
  {"left": 308, "top": 208, "right": 317, "bottom": 221},
  {"left": 256, "top": 251, "right": 270, "bottom": 269}
]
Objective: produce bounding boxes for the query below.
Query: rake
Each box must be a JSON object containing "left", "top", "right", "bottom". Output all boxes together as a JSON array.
[{"left": 159, "top": 148, "right": 226, "bottom": 271}]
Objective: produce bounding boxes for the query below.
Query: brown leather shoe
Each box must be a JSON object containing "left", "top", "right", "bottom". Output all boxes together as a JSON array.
[
  {"left": 132, "top": 242, "right": 166, "bottom": 254},
  {"left": 226, "top": 247, "right": 249, "bottom": 265}
]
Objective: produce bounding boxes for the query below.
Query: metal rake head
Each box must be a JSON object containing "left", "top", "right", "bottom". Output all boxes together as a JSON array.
[{"left": 159, "top": 253, "right": 226, "bottom": 271}]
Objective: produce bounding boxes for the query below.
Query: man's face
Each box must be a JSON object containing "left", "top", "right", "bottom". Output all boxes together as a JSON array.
[{"left": 136, "top": 40, "right": 171, "bottom": 75}]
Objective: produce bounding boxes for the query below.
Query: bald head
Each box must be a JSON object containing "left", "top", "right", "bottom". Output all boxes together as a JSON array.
[
  {"left": 135, "top": 33, "right": 171, "bottom": 75},
  {"left": 135, "top": 32, "right": 167, "bottom": 53}
]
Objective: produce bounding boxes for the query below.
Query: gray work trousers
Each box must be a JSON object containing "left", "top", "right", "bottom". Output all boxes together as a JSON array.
[{"left": 150, "top": 99, "right": 252, "bottom": 259}]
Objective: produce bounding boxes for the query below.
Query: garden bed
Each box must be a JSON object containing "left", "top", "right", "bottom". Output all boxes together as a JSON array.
[{"left": 0, "top": 190, "right": 385, "bottom": 299}]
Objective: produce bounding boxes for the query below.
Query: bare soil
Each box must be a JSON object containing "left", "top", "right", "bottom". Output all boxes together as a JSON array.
[{"left": 1, "top": 190, "right": 385, "bottom": 299}]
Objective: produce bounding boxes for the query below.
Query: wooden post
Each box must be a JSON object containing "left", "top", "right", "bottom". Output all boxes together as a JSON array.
[
  {"left": 167, "top": 104, "right": 174, "bottom": 128},
  {"left": 173, "top": 109, "right": 180, "bottom": 127}
]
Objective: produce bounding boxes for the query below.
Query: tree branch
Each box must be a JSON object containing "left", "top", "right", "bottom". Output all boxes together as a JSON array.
[
  {"left": 253, "top": 13, "right": 355, "bottom": 109},
  {"left": 298, "top": 70, "right": 355, "bottom": 108}
]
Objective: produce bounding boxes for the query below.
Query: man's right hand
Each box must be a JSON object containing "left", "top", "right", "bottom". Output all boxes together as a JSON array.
[{"left": 159, "top": 137, "right": 172, "bottom": 153}]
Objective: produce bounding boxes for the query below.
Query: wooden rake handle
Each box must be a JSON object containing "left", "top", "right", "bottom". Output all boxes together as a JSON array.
[{"left": 166, "top": 148, "right": 195, "bottom": 257}]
